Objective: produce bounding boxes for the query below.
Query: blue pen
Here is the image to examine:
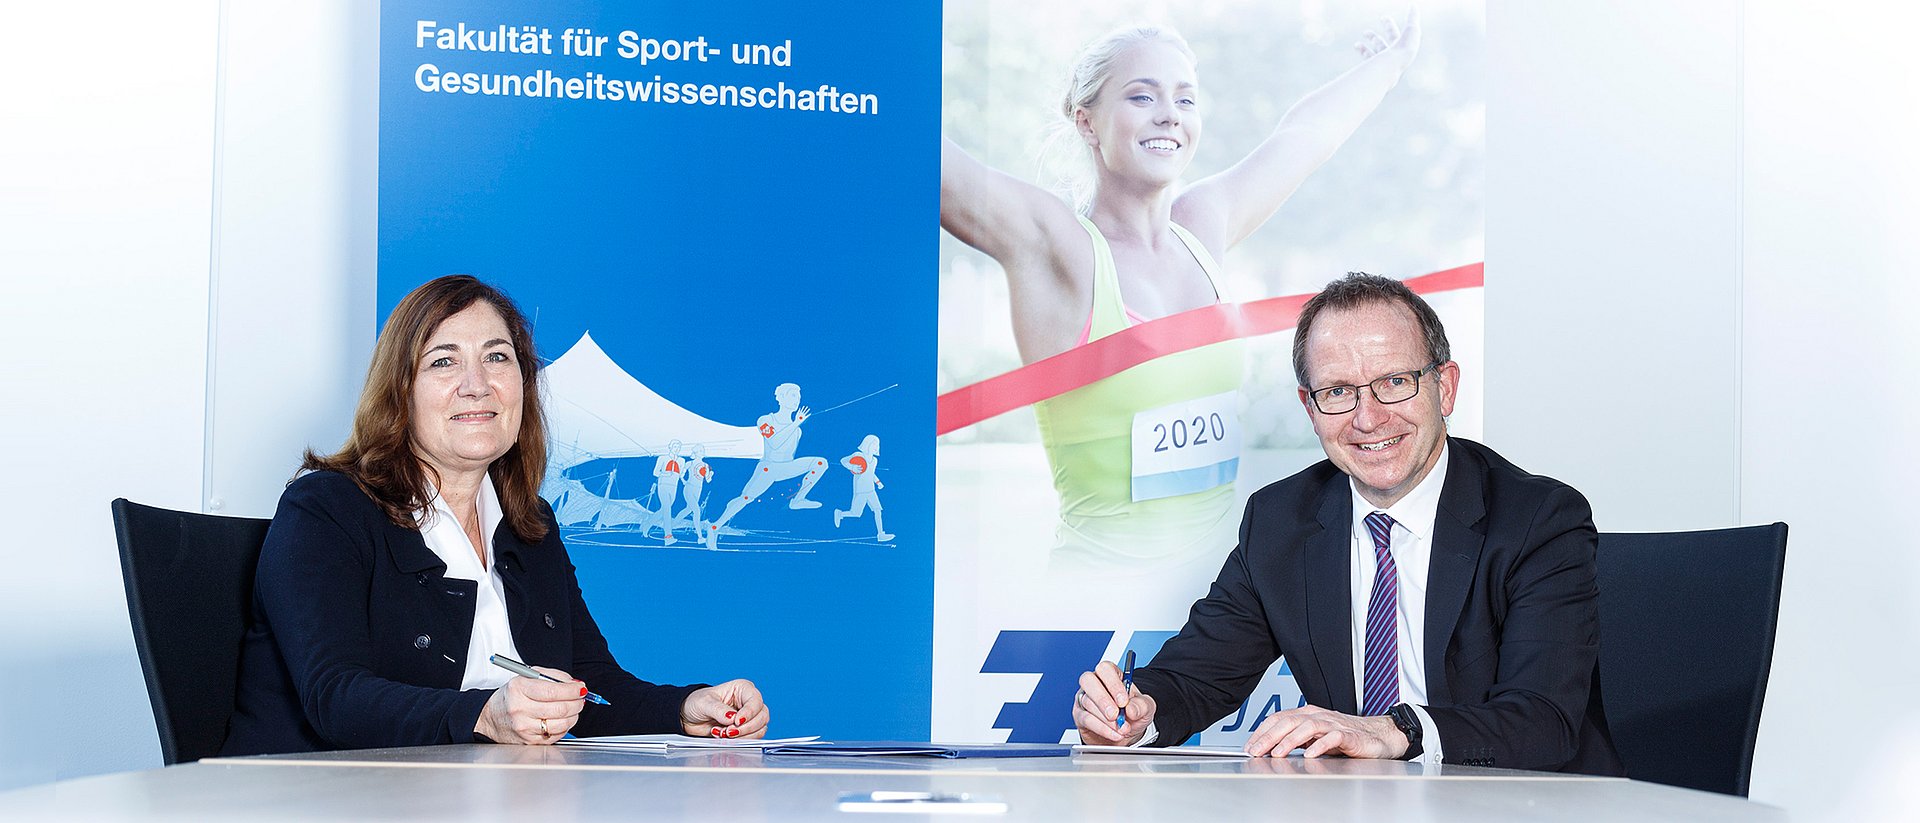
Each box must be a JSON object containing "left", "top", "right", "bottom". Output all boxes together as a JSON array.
[
  {"left": 490, "top": 653, "right": 612, "bottom": 706},
  {"left": 1118, "top": 649, "right": 1135, "bottom": 729}
]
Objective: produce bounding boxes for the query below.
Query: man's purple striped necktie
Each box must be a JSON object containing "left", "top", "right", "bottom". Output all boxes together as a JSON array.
[{"left": 1361, "top": 511, "right": 1400, "bottom": 717}]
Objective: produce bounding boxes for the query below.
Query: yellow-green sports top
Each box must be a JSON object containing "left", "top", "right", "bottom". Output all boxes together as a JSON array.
[{"left": 1033, "top": 215, "right": 1246, "bottom": 567}]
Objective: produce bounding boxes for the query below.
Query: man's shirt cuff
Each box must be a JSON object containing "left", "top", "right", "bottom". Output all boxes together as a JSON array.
[
  {"left": 1409, "top": 704, "right": 1444, "bottom": 765},
  {"left": 1132, "top": 722, "right": 1160, "bottom": 747}
]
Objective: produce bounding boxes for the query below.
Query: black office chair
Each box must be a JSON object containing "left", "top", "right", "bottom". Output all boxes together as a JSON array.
[
  {"left": 111, "top": 498, "right": 273, "bottom": 765},
  {"left": 1595, "top": 523, "right": 1787, "bottom": 797}
]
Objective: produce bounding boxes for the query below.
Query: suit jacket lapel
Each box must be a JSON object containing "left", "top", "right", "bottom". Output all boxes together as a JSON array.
[
  {"left": 1425, "top": 439, "right": 1487, "bottom": 708},
  {"left": 380, "top": 520, "right": 474, "bottom": 687},
  {"left": 385, "top": 518, "right": 447, "bottom": 576},
  {"left": 1304, "top": 475, "right": 1358, "bottom": 715}
]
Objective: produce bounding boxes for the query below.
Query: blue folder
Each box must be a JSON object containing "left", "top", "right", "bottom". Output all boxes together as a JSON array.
[{"left": 761, "top": 741, "right": 1073, "bottom": 759}]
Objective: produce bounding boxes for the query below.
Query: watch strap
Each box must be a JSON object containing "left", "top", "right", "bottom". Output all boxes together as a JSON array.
[{"left": 1388, "top": 703, "right": 1424, "bottom": 760}]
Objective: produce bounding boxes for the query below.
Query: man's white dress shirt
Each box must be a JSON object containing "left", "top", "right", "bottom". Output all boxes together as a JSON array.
[{"left": 1347, "top": 447, "right": 1448, "bottom": 765}]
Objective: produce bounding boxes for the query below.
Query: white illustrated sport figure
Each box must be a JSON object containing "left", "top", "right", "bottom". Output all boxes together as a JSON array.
[
  {"left": 834, "top": 434, "right": 892, "bottom": 542},
  {"left": 706, "top": 383, "right": 828, "bottom": 548}
]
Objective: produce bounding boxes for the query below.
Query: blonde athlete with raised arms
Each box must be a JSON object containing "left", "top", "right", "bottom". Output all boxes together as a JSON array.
[{"left": 940, "top": 13, "right": 1420, "bottom": 566}]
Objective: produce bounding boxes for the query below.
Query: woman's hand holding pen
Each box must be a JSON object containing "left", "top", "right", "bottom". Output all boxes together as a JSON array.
[
  {"left": 475, "top": 665, "right": 586, "bottom": 745},
  {"left": 1074, "top": 660, "right": 1156, "bottom": 746},
  {"left": 680, "top": 679, "right": 770, "bottom": 739}
]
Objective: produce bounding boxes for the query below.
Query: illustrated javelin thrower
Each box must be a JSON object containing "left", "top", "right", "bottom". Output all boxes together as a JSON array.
[{"left": 705, "top": 381, "right": 898, "bottom": 549}]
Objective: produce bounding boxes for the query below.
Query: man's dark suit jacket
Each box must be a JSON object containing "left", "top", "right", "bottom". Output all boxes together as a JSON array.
[
  {"left": 221, "top": 471, "right": 701, "bottom": 756},
  {"left": 1132, "top": 437, "right": 1623, "bottom": 775}
]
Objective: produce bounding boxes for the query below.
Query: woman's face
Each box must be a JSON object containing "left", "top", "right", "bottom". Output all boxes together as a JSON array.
[
  {"left": 1079, "top": 41, "right": 1201, "bottom": 190},
  {"left": 409, "top": 301, "right": 524, "bottom": 482}
]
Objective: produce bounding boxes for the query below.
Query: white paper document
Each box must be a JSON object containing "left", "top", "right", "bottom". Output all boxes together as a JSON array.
[
  {"left": 557, "top": 734, "right": 823, "bottom": 750},
  {"left": 1071, "top": 744, "right": 1252, "bottom": 758}
]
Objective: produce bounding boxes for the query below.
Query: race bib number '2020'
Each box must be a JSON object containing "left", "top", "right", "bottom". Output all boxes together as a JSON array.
[{"left": 1129, "top": 390, "right": 1241, "bottom": 502}]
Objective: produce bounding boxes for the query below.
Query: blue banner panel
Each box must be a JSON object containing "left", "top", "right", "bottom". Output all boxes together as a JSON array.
[{"left": 380, "top": 0, "right": 939, "bottom": 739}]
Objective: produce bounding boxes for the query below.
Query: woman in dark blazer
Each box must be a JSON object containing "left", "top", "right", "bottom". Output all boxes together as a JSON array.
[{"left": 222, "top": 275, "right": 768, "bottom": 754}]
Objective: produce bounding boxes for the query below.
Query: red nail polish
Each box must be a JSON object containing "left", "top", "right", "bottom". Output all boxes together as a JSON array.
[
  {"left": 711, "top": 728, "right": 722, "bottom": 737},
  {"left": 725, "top": 710, "right": 736, "bottom": 720},
  {"left": 579, "top": 686, "right": 588, "bottom": 697},
  {"left": 727, "top": 728, "right": 739, "bottom": 738}
]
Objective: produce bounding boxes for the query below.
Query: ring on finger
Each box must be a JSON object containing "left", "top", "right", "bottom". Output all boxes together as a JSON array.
[{"left": 540, "top": 718, "right": 550, "bottom": 737}]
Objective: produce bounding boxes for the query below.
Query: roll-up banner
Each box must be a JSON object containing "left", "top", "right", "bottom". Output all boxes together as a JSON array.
[{"left": 380, "top": 0, "right": 1484, "bottom": 744}]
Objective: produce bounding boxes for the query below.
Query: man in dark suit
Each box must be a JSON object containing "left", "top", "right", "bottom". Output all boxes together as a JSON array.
[{"left": 1074, "top": 273, "right": 1621, "bottom": 775}]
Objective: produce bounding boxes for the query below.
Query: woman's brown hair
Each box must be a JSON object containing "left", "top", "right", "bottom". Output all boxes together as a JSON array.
[{"left": 303, "top": 274, "right": 550, "bottom": 542}]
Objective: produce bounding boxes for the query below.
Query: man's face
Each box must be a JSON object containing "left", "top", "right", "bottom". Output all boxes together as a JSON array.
[{"left": 1297, "top": 301, "right": 1458, "bottom": 509}]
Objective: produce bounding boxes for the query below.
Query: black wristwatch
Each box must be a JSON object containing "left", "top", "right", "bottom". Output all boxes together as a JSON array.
[{"left": 1388, "top": 703, "right": 1424, "bottom": 759}]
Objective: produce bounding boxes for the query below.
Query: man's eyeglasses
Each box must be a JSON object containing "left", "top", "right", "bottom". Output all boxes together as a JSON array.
[{"left": 1306, "top": 362, "right": 1443, "bottom": 415}]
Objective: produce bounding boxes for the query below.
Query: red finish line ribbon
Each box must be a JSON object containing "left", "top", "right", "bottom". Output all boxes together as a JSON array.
[{"left": 935, "top": 262, "right": 1484, "bottom": 435}]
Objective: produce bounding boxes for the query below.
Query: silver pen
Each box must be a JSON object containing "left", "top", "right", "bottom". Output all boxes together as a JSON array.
[{"left": 489, "top": 653, "right": 612, "bottom": 706}]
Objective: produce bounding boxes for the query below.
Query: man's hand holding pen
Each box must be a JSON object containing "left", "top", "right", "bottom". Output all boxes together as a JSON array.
[{"left": 1074, "top": 656, "right": 1156, "bottom": 746}]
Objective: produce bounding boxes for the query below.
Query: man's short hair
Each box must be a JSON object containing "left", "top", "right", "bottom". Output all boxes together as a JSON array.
[{"left": 1291, "top": 272, "right": 1452, "bottom": 388}]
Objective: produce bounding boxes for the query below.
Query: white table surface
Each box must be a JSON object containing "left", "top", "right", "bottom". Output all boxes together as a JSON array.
[{"left": 2, "top": 743, "right": 1788, "bottom": 821}]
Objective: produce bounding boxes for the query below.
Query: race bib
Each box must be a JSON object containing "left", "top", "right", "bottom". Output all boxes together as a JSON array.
[{"left": 1129, "top": 390, "right": 1241, "bottom": 502}]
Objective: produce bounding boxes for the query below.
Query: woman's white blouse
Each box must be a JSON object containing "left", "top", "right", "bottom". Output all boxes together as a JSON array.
[{"left": 415, "top": 474, "right": 524, "bottom": 691}]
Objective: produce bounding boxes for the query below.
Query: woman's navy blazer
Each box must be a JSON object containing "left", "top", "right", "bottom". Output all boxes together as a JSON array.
[{"left": 222, "top": 470, "right": 701, "bottom": 755}]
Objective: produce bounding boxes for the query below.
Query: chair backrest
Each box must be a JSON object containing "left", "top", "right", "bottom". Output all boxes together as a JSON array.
[
  {"left": 1595, "top": 523, "right": 1787, "bottom": 796},
  {"left": 111, "top": 498, "right": 272, "bottom": 765}
]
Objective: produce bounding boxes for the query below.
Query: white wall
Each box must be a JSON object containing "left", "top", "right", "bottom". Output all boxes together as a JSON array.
[
  {"left": 203, "top": 1, "right": 377, "bottom": 519},
  {"left": 1, "top": 1, "right": 219, "bottom": 787},
  {"left": 1492, "top": 0, "right": 1920, "bottom": 814},
  {"left": 1487, "top": 0, "right": 1742, "bottom": 530},
  {"left": 1739, "top": 2, "right": 1920, "bottom": 813},
  {"left": 0, "top": 0, "right": 373, "bottom": 787}
]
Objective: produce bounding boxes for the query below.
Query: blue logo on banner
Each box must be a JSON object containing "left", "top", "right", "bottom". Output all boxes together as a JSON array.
[
  {"left": 1216, "top": 657, "right": 1304, "bottom": 733},
  {"left": 981, "top": 630, "right": 1111, "bottom": 743},
  {"left": 1121, "top": 630, "right": 1177, "bottom": 663},
  {"left": 983, "top": 629, "right": 1304, "bottom": 743}
]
